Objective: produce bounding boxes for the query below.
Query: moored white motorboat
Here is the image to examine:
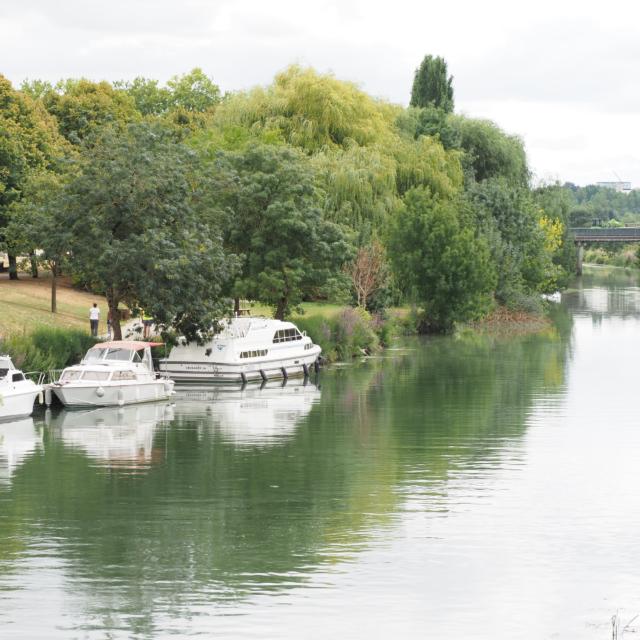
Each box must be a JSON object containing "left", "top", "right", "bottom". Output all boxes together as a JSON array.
[
  {"left": 0, "top": 356, "right": 43, "bottom": 420},
  {"left": 158, "top": 317, "right": 322, "bottom": 384},
  {"left": 49, "top": 341, "right": 175, "bottom": 408}
]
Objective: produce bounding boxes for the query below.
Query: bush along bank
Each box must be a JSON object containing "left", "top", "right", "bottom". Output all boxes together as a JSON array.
[
  {"left": 0, "top": 326, "right": 97, "bottom": 373},
  {"left": 294, "top": 307, "right": 396, "bottom": 363}
]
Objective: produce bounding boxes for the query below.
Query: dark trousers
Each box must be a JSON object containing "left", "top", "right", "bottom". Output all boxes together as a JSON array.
[{"left": 90, "top": 319, "right": 99, "bottom": 336}]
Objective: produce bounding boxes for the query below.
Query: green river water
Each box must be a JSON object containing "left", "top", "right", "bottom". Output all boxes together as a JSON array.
[{"left": 2, "top": 266, "right": 640, "bottom": 639}]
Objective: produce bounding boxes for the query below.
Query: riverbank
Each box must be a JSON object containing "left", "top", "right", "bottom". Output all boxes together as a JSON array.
[{"left": 1, "top": 270, "right": 556, "bottom": 370}]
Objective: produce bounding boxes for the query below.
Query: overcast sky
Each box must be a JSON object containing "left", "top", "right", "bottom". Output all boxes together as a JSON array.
[{"left": 1, "top": 0, "right": 638, "bottom": 187}]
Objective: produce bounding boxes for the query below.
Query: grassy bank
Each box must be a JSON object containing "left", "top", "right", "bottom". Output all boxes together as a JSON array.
[{"left": 0, "top": 272, "right": 107, "bottom": 336}]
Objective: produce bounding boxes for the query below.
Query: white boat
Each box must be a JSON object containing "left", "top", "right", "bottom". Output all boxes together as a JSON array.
[
  {"left": 0, "top": 356, "right": 43, "bottom": 420},
  {"left": 158, "top": 317, "right": 322, "bottom": 384},
  {"left": 50, "top": 341, "right": 175, "bottom": 408}
]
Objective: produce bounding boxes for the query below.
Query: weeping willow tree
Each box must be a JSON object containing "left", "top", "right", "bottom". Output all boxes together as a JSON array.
[
  {"left": 311, "top": 143, "right": 398, "bottom": 229},
  {"left": 393, "top": 135, "right": 463, "bottom": 198},
  {"left": 212, "top": 65, "right": 399, "bottom": 153}
]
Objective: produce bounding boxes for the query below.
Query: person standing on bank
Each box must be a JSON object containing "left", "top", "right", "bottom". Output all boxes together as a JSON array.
[
  {"left": 90, "top": 303, "right": 100, "bottom": 337},
  {"left": 142, "top": 309, "right": 153, "bottom": 339}
]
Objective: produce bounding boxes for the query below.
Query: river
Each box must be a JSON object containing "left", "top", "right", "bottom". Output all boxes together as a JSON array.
[{"left": 2, "top": 266, "right": 640, "bottom": 639}]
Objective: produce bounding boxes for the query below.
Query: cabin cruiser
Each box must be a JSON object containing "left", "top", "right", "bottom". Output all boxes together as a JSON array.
[
  {"left": 158, "top": 317, "right": 322, "bottom": 384},
  {"left": 50, "top": 341, "right": 175, "bottom": 408},
  {"left": 0, "top": 356, "right": 43, "bottom": 420}
]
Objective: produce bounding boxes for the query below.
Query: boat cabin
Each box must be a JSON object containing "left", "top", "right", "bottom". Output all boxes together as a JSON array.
[{"left": 57, "top": 341, "right": 163, "bottom": 384}]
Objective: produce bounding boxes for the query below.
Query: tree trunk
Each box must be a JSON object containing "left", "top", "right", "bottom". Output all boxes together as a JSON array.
[
  {"left": 234, "top": 297, "right": 241, "bottom": 316},
  {"left": 275, "top": 296, "right": 287, "bottom": 321},
  {"left": 106, "top": 292, "right": 122, "bottom": 341},
  {"left": 29, "top": 252, "right": 38, "bottom": 278},
  {"left": 8, "top": 254, "right": 18, "bottom": 280},
  {"left": 51, "top": 262, "right": 57, "bottom": 313}
]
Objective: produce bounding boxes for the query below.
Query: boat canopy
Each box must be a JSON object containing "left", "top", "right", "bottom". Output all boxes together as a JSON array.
[{"left": 93, "top": 341, "right": 164, "bottom": 350}]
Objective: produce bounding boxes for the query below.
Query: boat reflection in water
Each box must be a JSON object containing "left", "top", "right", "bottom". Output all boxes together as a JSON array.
[
  {"left": 0, "top": 417, "right": 43, "bottom": 486},
  {"left": 173, "top": 379, "right": 321, "bottom": 447},
  {"left": 46, "top": 402, "right": 174, "bottom": 473}
]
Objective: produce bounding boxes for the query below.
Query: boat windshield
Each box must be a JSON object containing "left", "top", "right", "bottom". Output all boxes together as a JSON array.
[
  {"left": 105, "top": 348, "right": 134, "bottom": 362},
  {"left": 84, "top": 348, "right": 108, "bottom": 362},
  {"left": 60, "top": 370, "right": 83, "bottom": 382}
]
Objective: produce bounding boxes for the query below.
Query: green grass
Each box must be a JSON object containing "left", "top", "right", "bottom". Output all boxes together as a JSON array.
[{"left": 0, "top": 272, "right": 106, "bottom": 337}]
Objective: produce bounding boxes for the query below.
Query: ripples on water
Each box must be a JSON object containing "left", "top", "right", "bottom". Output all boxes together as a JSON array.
[{"left": 3, "top": 267, "right": 640, "bottom": 638}]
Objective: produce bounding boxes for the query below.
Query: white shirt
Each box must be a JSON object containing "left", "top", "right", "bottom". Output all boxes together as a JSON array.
[{"left": 89, "top": 307, "right": 100, "bottom": 320}]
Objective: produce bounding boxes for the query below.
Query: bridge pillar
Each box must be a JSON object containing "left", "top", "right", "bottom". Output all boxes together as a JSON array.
[{"left": 576, "top": 242, "right": 584, "bottom": 275}]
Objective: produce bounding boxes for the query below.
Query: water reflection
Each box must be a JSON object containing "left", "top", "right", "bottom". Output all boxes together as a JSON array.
[
  {"left": 0, "top": 417, "right": 42, "bottom": 486},
  {"left": 0, "top": 320, "right": 572, "bottom": 638},
  {"left": 173, "top": 379, "right": 321, "bottom": 447},
  {"left": 565, "top": 265, "right": 640, "bottom": 317},
  {"left": 46, "top": 402, "right": 174, "bottom": 472}
]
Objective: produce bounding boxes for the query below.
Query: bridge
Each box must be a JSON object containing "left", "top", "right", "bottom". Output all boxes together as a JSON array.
[{"left": 570, "top": 228, "right": 640, "bottom": 274}]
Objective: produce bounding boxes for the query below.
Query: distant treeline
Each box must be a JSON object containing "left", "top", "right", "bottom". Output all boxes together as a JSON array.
[
  {"left": 563, "top": 183, "right": 640, "bottom": 227},
  {"left": 0, "top": 56, "right": 575, "bottom": 339}
]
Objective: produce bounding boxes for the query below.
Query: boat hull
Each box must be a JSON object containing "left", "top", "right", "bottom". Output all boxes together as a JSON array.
[
  {"left": 159, "top": 349, "right": 321, "bottom": 384},
  {"left": 0, "top": 387, "right": 42, "bottom": 421},
  {"left": 51, "top": 379, "right": 174, "bottom": 408}
]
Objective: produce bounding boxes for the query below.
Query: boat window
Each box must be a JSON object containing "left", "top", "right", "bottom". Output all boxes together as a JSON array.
[
  {"left": 240, "top": 349, "right": 268, "bottom": 358},
  {"left": 105, "top": 348, "right": 133, "bottom": 361},
  {"left": 0, "top": 368, "right": 8, "bottom": 379},
  {"left": 84, "top": 348, "right": 107, "bottom": 361},
  {"left": 112, "top": 370, "right": 136, "bottom": 380},
  {"left": 81, "top": 371, "right": 111, "bottom": 381},
  {"left": 60, "top": 370, "right": 83, "bottom": 382},
  {"left": 273, "top": 328, "right": 303, "bottom": 343},
  {"left": 12, "top": 373, "right": 25, "bottom": 382},
  {"left": 132, "top": 351, "right": 142, "bottom": 363}
]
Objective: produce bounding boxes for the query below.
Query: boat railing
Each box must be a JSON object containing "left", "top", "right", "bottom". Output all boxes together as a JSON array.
[{"left": 27, "top": 369, "right": 64, "bottom": 385}]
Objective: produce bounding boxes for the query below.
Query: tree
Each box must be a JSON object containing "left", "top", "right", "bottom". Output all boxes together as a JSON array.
[
  {"left": 388, "top": 187, "right": 496, "bottom": 332},
  {"left": 59, "top": 122, "right": 239, "bottom": 340},
  {"left": 166, "top": 68, "right": 221, "bottom": 112},
  {"left": 467, "top": 179, "right": 551, "bottom": 301},
  {"left": 42, "top": 79, "right": 140, "bottom": 144},
  {"left": 211, "top": 144, "right": 352, "bottom": 319},
  {"left": 7, "top": 170, "right": 73, "bottom": 312},
  {"left": 345, "top": 240, "right": 387, "bottom": 309},
  {"left": 449, "top": 116, "right": 529, "bottom": 186},
  {"left": 113, "top": 77, "right": 172, "bottom": 116},
  {"left": 213, "top": 65, "right": 398, "bottom": 153},
  {"left": 0, "top": 75, "right": 66, "bottom": 279},
  {"left": 410, "top": 55, "right": 454, "bottom": 113}
]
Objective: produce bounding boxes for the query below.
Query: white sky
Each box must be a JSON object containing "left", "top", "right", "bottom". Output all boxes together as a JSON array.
[{"left": 1, "top": 0, "right": 639, "bottom": 187}]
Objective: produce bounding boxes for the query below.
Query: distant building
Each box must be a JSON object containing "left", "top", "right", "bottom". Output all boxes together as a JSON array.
[{"left": 597, "top": 181, "right": 632, "bottom": 193}]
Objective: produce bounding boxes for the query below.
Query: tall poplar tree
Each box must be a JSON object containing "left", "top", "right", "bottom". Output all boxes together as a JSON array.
[{"left": 410, "top": 55, "right": 454, "bottom": 113}]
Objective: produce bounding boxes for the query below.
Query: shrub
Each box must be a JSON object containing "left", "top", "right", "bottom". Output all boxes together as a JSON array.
[
  {"left": 0, "top": 326, "right": 96, "bottom": 372},
  {"left": 294, "top": 307, "right": 382, "bottom": 362}
]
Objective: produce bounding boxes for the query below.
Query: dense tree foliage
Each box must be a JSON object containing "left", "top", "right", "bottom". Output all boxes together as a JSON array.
[
  {"left": 39, "top": 79, "right": 140, "bottom": 144},
  {"left": 56, "top": 122, "right": 239, "bottom": 339},
  {"left": 2, "top": 57, "right": 577, "bottom": 338},
  {"left": 389, "top": 187, "right": 496, "bottom": 331},
  {"left": 410, "top": 55, "right": 454, "bottom": 113},
  {"left": 210, "top": 144, "right": 351, "bottom": 319},
  {"left": 213, "top": 66, "right": 397, "bottom": 153},
  {"left": 0, "top": 75, "right": 67, "bottom": 279}
]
